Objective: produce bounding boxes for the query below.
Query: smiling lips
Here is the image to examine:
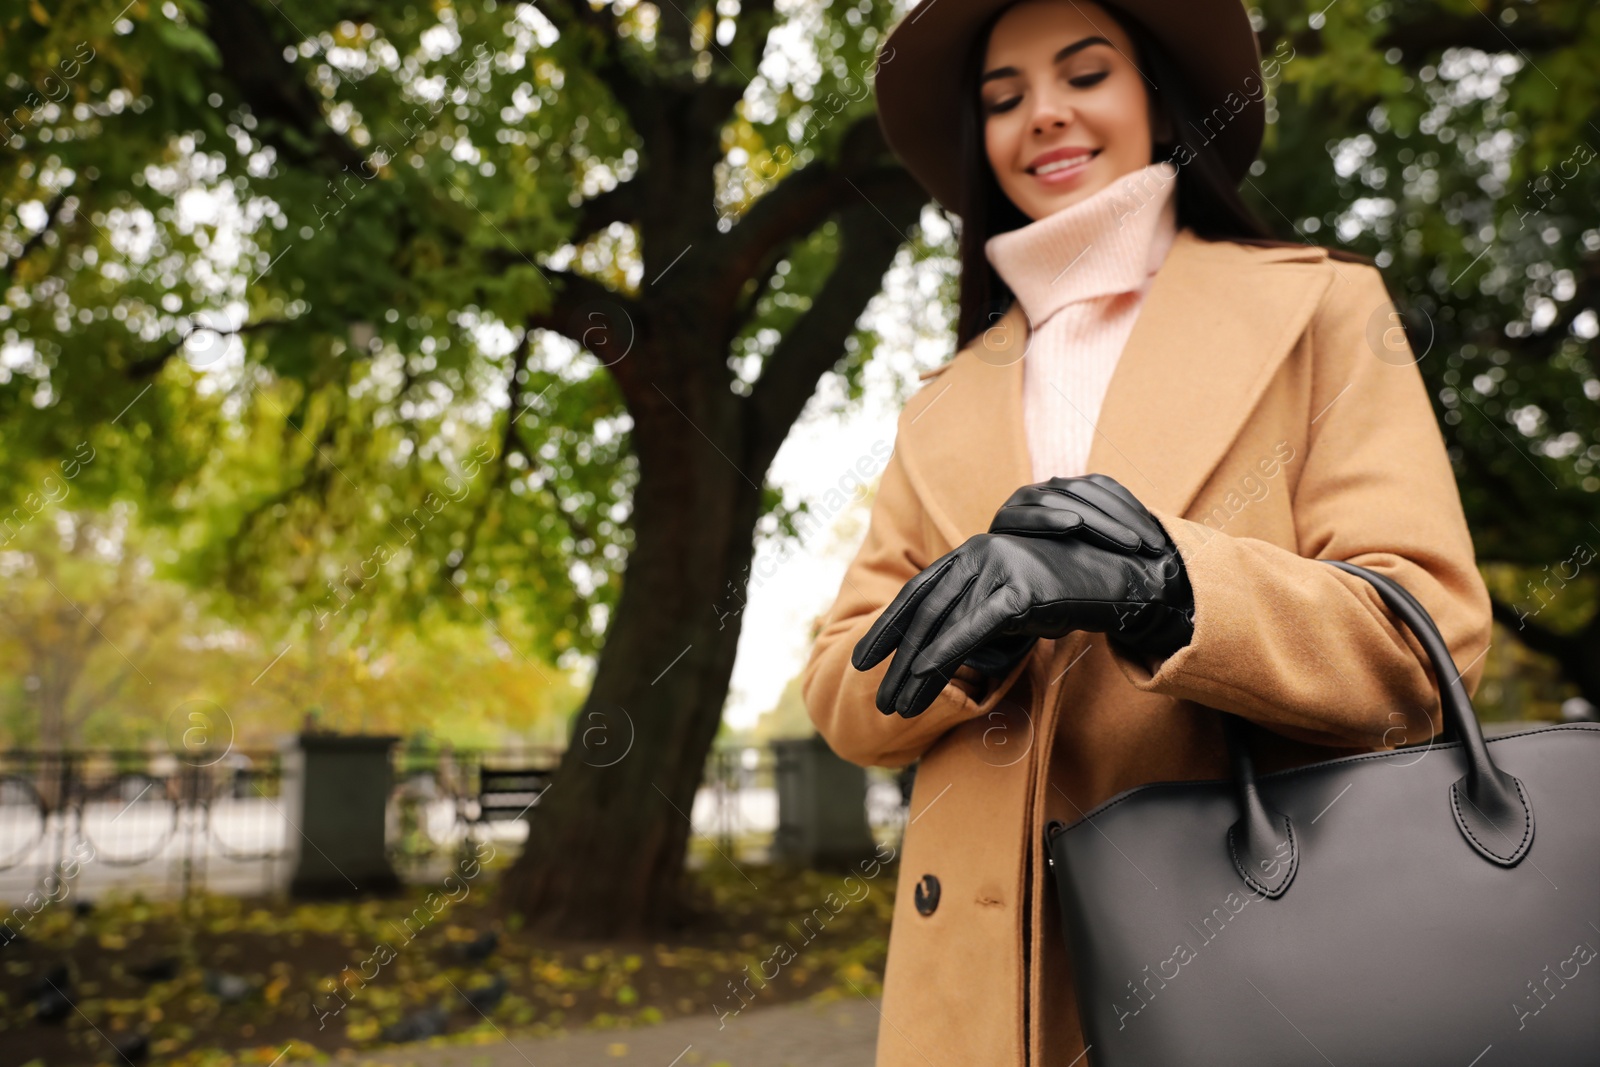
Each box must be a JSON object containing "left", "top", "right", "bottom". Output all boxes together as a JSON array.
[{"left": 1028, "top": 147, "right": 1101, "bottom": 185}]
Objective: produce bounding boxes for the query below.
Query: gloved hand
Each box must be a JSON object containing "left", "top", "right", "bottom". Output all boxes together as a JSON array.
[
  {"left": 957, "top": 472, "right": 1177, "bottom": 681},
  {"left": 959, "top": 631, "right": 1037, "bottom": 680},
  {"left": 851, "top": 473, "right": 1194, "bottom": 719}
]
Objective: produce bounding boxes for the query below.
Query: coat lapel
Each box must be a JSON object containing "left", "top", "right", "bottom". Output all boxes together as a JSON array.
[{"left": 897, "top": 227, "right": 1337, "bottom": 551}]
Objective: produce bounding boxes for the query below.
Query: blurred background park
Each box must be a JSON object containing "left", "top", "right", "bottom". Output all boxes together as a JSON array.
[{"left": 1, "top": 0, "right": 1598, "bottom": 1063}]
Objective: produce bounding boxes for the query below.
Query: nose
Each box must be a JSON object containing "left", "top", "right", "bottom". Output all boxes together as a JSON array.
[{"left": 1029, "top": 82, "right": 1076, "bottom": 135}]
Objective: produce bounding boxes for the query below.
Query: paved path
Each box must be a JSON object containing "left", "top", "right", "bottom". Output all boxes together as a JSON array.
[{"left": 304, "top": 997, "right": 881, "bottom": 1067}]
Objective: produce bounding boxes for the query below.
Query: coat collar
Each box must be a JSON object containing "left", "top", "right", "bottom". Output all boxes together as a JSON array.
[{"left": 897, "top": 226, "right": 1338, "bottom": 551}]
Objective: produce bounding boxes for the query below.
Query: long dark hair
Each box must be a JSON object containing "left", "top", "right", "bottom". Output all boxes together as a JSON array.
[{"left": 953, "top": 0, "right": 1370, "bottom": 349}]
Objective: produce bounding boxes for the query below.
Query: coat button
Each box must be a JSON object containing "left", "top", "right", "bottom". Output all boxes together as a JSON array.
[{"left": 913, "top": 873, "right": 941, "bottom": 916}]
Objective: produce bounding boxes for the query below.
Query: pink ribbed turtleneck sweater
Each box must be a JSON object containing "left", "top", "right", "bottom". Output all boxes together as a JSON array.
[{"left": 984, "top": 160, "right": 1180, "bottom": 484}]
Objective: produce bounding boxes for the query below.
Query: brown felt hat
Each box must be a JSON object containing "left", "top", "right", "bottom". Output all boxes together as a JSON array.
[{"left": 873, "top": 0, "right": 1265, "bottom": 215}]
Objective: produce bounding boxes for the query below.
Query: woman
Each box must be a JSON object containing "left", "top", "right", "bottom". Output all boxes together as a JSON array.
[{"left": 800, "top": 0, "right": 1494, "bottom": 1064}]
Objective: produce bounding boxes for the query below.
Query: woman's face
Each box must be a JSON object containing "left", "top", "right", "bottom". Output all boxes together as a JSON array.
[{"left": 980, "top": 0, "right": 1170, "bottom": 220}]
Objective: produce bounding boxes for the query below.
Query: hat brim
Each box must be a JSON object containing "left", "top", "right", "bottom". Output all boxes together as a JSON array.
[{"left": 873, "top": 0, "right": 1265, "bottom": 215}]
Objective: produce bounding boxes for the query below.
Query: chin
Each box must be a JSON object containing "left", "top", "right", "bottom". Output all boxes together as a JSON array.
[{"left": 1021, "top": 180, "right": 1107, "bottom": 219}]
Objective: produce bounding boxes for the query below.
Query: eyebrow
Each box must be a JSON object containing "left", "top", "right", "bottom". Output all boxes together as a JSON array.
[{"left": 980, "top": 35, "right": 1112, "bottom": 86}]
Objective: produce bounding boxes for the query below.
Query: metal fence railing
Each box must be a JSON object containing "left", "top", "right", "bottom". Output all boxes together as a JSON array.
[
  {"left": 0, "top": 748, "right": 289, "bottom": 900},
  {"left": 0, "top": 743, "right": 911, "bottom": 900}
]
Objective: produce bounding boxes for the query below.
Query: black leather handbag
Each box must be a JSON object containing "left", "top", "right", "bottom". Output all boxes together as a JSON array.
[{"left": 1044, "top": 559, "right": 1600, "bottom": 1065}]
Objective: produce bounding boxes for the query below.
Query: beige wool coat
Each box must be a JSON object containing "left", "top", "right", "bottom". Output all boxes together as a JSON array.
[{"left": 801, "top": 226, "right": 1494, "bottom": 1067}]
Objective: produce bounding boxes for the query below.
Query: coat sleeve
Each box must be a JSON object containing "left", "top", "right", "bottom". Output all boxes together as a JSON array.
[
  {"left": 801, "top": 431, "right": 1033, "bottom": 769},
  {"left": 1105, "top": 263, "right": 1493, "bottom": 751}
]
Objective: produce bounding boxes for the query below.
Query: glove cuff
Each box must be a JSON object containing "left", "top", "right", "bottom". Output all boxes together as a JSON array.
[
  {"left": 1115, "top": 551, "right": 1196, "bottom": 658},
  {"left": 1115, "top": 603, "right": 1194, "bottom": 660}
]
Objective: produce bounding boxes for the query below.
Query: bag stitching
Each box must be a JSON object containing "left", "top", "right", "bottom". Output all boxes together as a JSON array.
[
  {"left": 1055, "top": 724, "right": 1600, "bottom": 835},
  {"left": 1448, "top": 774, "right": 1533, "bottom": 862},
  {"left": 1227, "top": 812, "right": 1298, "bottom": 897}
]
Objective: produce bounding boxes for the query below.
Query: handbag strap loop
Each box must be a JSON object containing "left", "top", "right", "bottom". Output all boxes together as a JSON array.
[
  {"left": 1222, "top": 711, "right": 1298, "bottom": 897},
  {"left": 1218, "top": 559, "right": 1533, "bottom": 896}
]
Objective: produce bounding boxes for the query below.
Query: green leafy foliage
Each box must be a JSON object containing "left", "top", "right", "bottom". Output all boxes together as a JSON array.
[{"left": 2, "top": 0, "right": 1599, "bottom": 729}]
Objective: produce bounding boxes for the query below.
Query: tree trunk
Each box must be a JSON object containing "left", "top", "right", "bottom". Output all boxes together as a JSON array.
[
  {"left": 503, "top": 377, "right": 769, "bottom": 937},
  {"left": 496, "top": 100, "right": 927, "bottom": 932},
  {"left": 33, "top": 634, "right": 81, "bottom": 813}
]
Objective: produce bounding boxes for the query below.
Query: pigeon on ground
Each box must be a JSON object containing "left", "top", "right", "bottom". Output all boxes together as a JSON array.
[
  {"left": 453, "top": 930, "right": 498, "bottom": 963},
  {"left": 27, "top": 963, "right": 70, "bottom": 992},
  {"left": 458, "top": 974, "right": 509, "bottom": 1015},
  {"left": 380, "top": 1004, "right": 449, "bottom": 1043},
  {"left": 31, "top": 966, "right": 73, "bottom": 1024},
  {"left": 34, "top": 984, "right": 73, "bottom": 1023},
  {"left": 129, "top": 957, "right": 179, "bottom": 983},
  {"left": 111, "top": 1032, "right": 150, "bottom": 1064},
  {"left": 202, "top": 970, "right": 253, "bottom": 1003}
]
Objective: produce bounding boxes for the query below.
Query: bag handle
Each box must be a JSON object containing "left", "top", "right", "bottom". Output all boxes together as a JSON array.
[{"left": 1219, "top": 559, "right": 1532, "bottom": 899}]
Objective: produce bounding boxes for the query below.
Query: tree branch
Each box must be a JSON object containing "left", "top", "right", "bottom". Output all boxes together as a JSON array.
[
  {"left": 709, "top": 0, "right": 778, "bottom": 85},
  {"left": 535, "top": 0, "right": 654, "bottom": 130},
  {"left": 3, "top": 192, "right": 67, "bottom": 275},
  {"left": 525, "top": 268, "right": 647, "bottom": 403},
  {"left": 1256, "top": 8, "right": 1578, "bottom": 66},
  {"left": 573, "top": 184, "right": 643, "bottom": 243},
  {"left": 724, "top": 115, "right": 903, "bottom": 336},
  {"left": 744, "top": 162, "right": 928, "bottom": 470},
  {"left": 1376, "top": 10, "right": 1578, "bottom": 61},
  {"left": 198, "top": 0, "right": 368, "bottom": 173},
  {"left": 125, "top": 319, "right": 289, "bottom": 381},
  {"left": 455, "top": 330, "right": 534, "bottom": 573}
]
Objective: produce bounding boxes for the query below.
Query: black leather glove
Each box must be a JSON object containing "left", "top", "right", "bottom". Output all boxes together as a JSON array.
[
  {"left": 958, "top": 472, "right": 1180, "bottom": 681},
  {"left": 851, "top": 473, "right": 1194, "bottom": 719},
  {"left": 959, "top": 631, "right": 1037, "bottom": 680},
  {"left": 991, "top": 471, "right": 1194, "bottom": 659}
]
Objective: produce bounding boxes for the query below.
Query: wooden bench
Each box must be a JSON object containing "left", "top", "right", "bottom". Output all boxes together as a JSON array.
[{"left": 475, "top": 767, "right": 551, "bottom": 822}]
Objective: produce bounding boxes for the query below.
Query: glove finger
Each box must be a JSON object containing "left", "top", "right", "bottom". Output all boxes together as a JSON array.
[
  {"left": 1047, "top": 478, "right": 1167, "bottom": 554},
  {"left": 851, "top": 551, "right": 959, "bottom": 671},
  {"left": 1083, "top": 472, "right": 1144, "bottom": 507},
  {"left": 991, "top": 488, "right": 1089, "bottom": 525},
  {"left": 963, "top": 631, "right": 1037, "bottom": 678},
  {"left": 907, "top": 584, "right": 1025, "bottom": 685},
  {"left": 992, "top": 477, "right": 1103, "bottom": 525},
  {"left": 1080, "top": 475, "right": 1169, "bottom": 545},
  {"left": 878, "top": 562, "right": 983, "bottom": 715},
  {"left": 994, "top": 480, "right": 1051, "bottom": 511},
  {"left": 889, "top": 667, "right": 954, "bottom": 720},
  {"left": 990, "top": 480, "right": 1151, "bottom": 552},
  {"left": 987, "top": 502, "right": 1083, "bottom": 537},
  {"left": 988, "top": 489, "right": 1142, "bottom": 552},
  {"left": 1015, "top": 474, "right": 1120, "bottom": 504}
]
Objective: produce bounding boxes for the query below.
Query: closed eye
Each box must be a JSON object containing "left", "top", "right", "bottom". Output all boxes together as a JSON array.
[{"left": 984, "top": 71, "right": 1110, "bottom": 115}]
